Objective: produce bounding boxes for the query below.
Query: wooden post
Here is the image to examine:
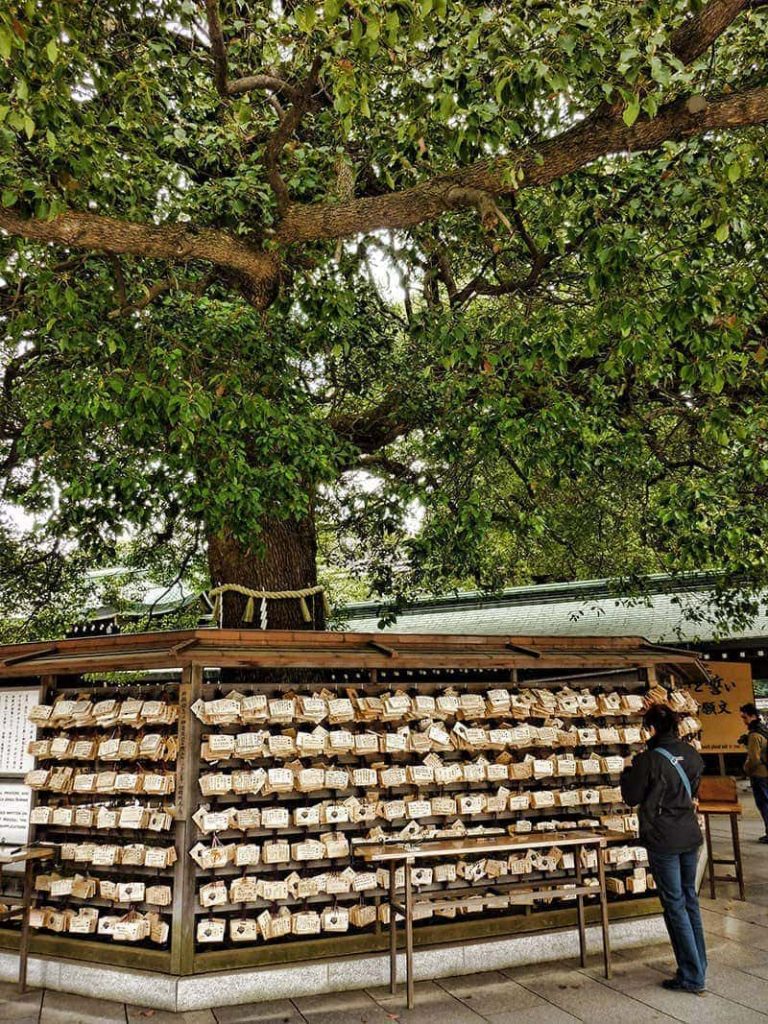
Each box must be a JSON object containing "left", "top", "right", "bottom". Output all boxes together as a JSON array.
[
  {"left": 575, "top": 846, "right": 587, "bottom": 968},
  {"left": 388, "top": 864, "right": 397, "bottom": 995},
  {"left": 170, "top": 664, "right": 202, "bottom": 975},
  {"left": 730, "top": 812, "right": 746, "bottom": 901},
  {"left": 404, "top": 859, "right": 414, "bottom": 1010},
  {"left": 596, "top": 845, "right": 612, "bottom": 979},
  {"left": 703, "top": 814, "right": 716, "bottom": 900}
]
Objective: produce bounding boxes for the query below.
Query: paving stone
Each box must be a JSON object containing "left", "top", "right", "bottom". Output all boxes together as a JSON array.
[
  {"left": 41, "top": 987, "right": 126, "bottom": 1023},
  {"left": 292, "top": 989, "right": 396, "bottom": 1024},
  {"left": 127, "top": 1007, "right": 216, "bottom": 1024},
  {"left": 0, "top": 985, "right": 43, "bottom": 1022},
  {"left": 701, "top": 961, "right": 768, "bottom": 1013},
  {"left": 700, "top": 896, "right": 768, "bottom": 928},
  {"left": 593, "top": 955, "right": 768, "bottom": 1024},
  {"left": 366, "top": 980, "right": 447, "bottom": 1005},
  {"left": 701, "top": 908, "right": 768, "bottom": 951},
  {"left": 437, "top": 971, "right": 546, "bottom": 1017},
  {"left": 214, "top": 999, "right": 306, "bottom": 1023},
  {"left": 483, "top": 1006, "right": 582, "bottom": 1024},
  {"left": 367, "top": 979, "right": 486, "bottom": 1024},
  {"left": 505, "top": 966, "right": 680, "bottom": 1024}
]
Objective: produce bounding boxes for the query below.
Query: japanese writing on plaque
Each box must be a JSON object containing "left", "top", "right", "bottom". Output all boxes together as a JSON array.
[
  {"left": 0, "top": 688, "right": 39, "bottom": 774},
  {"left": 697, "top": 664, "right": 753, "bottom": 754}
]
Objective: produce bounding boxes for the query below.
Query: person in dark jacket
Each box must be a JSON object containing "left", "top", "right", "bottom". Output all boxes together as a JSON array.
[
  {"left": 740, "top": 703, "right": 768, "bottom": 842},
  {"left": 621, "top": 703, "right": 706, "bottom": 993}
]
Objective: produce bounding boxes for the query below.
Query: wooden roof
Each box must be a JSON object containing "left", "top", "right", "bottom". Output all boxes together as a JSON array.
[{"left": 0, "top": 628, "right": 708, "bottom": 680}]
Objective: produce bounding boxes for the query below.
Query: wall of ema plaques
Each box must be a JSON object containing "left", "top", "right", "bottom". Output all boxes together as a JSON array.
[
  {"left": 25, "top": 686, "right": 178, "bottom": 945},
  {"left": 20, "top": 669, "right": 700, "bottom": 955}
]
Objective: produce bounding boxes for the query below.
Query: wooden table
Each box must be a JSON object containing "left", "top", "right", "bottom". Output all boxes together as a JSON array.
[
  {"left": 0, "top": 845, "right": 56, "bottom": 992},
  {"left": 355, "top": 830, "right": 610, "bottom": 1008}
]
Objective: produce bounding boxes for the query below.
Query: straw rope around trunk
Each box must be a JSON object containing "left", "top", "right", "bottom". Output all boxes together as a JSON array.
[{"left": 208, "top": 583, "right": 331, "bottom": 628}]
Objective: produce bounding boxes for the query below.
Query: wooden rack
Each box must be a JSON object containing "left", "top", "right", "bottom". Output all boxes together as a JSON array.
[{"left": 0, "top": 629, "right": 709, "bottom": 977}]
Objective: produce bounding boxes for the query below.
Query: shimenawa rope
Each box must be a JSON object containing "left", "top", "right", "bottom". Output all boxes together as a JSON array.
[{"left": 208, "top": 583, "right": 331, "bottom": 627}]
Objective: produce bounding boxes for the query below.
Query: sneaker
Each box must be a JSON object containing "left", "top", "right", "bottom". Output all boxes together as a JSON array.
[
  {"left": 661, "top": 978, "right": 704, "bottom": 994},
  {"left": 758, "top": 835, "right": 768, "bottom": 844}
]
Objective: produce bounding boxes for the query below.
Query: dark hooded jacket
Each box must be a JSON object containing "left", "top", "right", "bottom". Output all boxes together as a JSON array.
[{"left": 620, "top": 731, "right": 703, "bottom": 853}]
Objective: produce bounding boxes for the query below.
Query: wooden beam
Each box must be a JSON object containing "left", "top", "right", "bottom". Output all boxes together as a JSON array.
[{"left": 2, "top": 646, "right": 57, "bottom": 667}]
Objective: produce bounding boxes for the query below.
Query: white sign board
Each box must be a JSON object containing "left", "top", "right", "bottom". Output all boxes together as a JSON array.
[
  {"left": 0, "top": 781, "right": 32, "bottom": 846},
  {"left": 0, "top": 687, "right": 38, "bottom": 774}
]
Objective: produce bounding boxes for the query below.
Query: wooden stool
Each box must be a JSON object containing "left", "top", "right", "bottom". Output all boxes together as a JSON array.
[{"left": 697, "top": 776, "right": 745, "bottom": 901}]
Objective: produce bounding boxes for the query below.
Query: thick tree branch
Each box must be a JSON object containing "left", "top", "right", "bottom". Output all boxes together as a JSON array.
[
  {"left": 276, "top": 85, "right": 768, "bottom": 244},
  {"left": 204, "top": 0, "right": 301, "bottom": 102},
  {"left": 330, "top": 395, "right": 412, "bottom": 453},
  {"left": 669, "top": 0, "right": 750, "bottom": 65},
  {"left": 228, "top": 74, "right": 302, "bottom": 101},
  {"left": 0, "top": 209, "right": 280, "bottom": 309},
  {"left": 204, "top": 0, "right": 229, "bottom": 98}
]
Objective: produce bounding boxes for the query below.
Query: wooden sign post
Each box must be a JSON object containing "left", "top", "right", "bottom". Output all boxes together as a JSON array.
[{"left": 694, "top": 663, "right": 754, "bottom": 755}]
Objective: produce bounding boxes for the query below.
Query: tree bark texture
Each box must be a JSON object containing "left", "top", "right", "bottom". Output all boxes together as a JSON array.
[{"left": 207, "top": 512, "right": 322, "bottom": 629}]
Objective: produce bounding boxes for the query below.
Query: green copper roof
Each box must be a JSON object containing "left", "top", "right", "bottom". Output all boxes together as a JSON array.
[{"left": 344, "top": 573, "right": 768, "bottom": 644}]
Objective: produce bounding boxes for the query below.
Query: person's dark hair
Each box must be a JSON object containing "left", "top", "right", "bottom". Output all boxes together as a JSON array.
[
  {"left": 740, "top": 703, "right": 760, "bottom": 718},
  {"left": 643, "top": 703, "right": 680, "bottom": 736}
]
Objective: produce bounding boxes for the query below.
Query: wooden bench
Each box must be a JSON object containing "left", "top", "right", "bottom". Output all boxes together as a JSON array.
[
  {"left": 697, "top": 776, "right": 745, "bottom": 901},
  {"left": 355, "top": 830, "right": 610, "bottom": 1009}
]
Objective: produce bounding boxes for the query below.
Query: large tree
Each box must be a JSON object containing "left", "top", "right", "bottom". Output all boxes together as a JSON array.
[{"left": 1, "top": 0, "right": 767, "bottom": 631}]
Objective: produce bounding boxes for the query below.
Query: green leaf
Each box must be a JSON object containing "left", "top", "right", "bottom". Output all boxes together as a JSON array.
[
  {"left": 622, "top": 97, "right": 640, "bottom": 127},
  {"left": 727, "top": 162, "right": 741, "bottom": 183},
  {"left": 23, "top": 115, "right": 35, "bottom": 139},
  {"left": 438, "top": 92, "right": 454, "bottom": 119},
  {"left": 46, "top": 38, "right": 58, "bottom": 63},
  {"left": 294, "top": 6, "right": 316, "bottom": 33},
  {"left": 1, "top": 190, "right": 17, "bottom": 207},
  {"left": 0, "top": 28, "right": 12, "bottom": 61},
  {"left": 366, "top": 15, "right": 380, "bottom": 40},
  {"left": 323, "top": 0, "right": 343, "bottom": 24},
  {"left": 715, "top": 222, "right": 729, "bottom": 243}
]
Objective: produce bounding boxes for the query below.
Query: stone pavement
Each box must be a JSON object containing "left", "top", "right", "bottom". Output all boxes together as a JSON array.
[{"left": 4, "top": 800, "right": 768, "bottom": 1024}]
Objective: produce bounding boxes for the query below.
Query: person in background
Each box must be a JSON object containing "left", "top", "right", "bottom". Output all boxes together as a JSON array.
[
  {"left": 621, "top": 703, "right": 706, "bottom": 994},
  {"left": 739, "top": 702, "right": 768, "bottom": 843}
]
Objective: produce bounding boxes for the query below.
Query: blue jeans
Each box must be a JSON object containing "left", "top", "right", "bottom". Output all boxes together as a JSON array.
[
  {"left": 751, "top": 777, "right": 768, "bottom": 835},
  {"left": 647, "top": 847, "right": 707, "bottom": 990}
]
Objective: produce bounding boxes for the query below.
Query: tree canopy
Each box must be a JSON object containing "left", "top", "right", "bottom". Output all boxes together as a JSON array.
[{"left": 1, "top": 0, "right": 767, "bottom": 635}]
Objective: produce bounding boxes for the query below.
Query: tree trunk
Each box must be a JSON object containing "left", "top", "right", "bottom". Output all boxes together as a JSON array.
[{"left": 207, "top": 511, "right": 322, "bottom": 630}]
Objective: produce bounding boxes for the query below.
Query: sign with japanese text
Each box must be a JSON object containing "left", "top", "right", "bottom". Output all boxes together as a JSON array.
[
  {"left": 694, "top": 663, "right": 754, "bottom": 754},
  {"left": 0, "top": 687, "right": 38, "bottom": 774}
]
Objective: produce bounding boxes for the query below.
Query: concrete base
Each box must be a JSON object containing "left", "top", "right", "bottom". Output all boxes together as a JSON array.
[{"left": 0, "top": 915, "right": 667, "bottom": 1012}]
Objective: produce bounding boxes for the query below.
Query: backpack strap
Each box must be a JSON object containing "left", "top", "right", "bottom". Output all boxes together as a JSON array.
[{"left": 654, "top": 747, "right": 693, "bottom": 801}]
